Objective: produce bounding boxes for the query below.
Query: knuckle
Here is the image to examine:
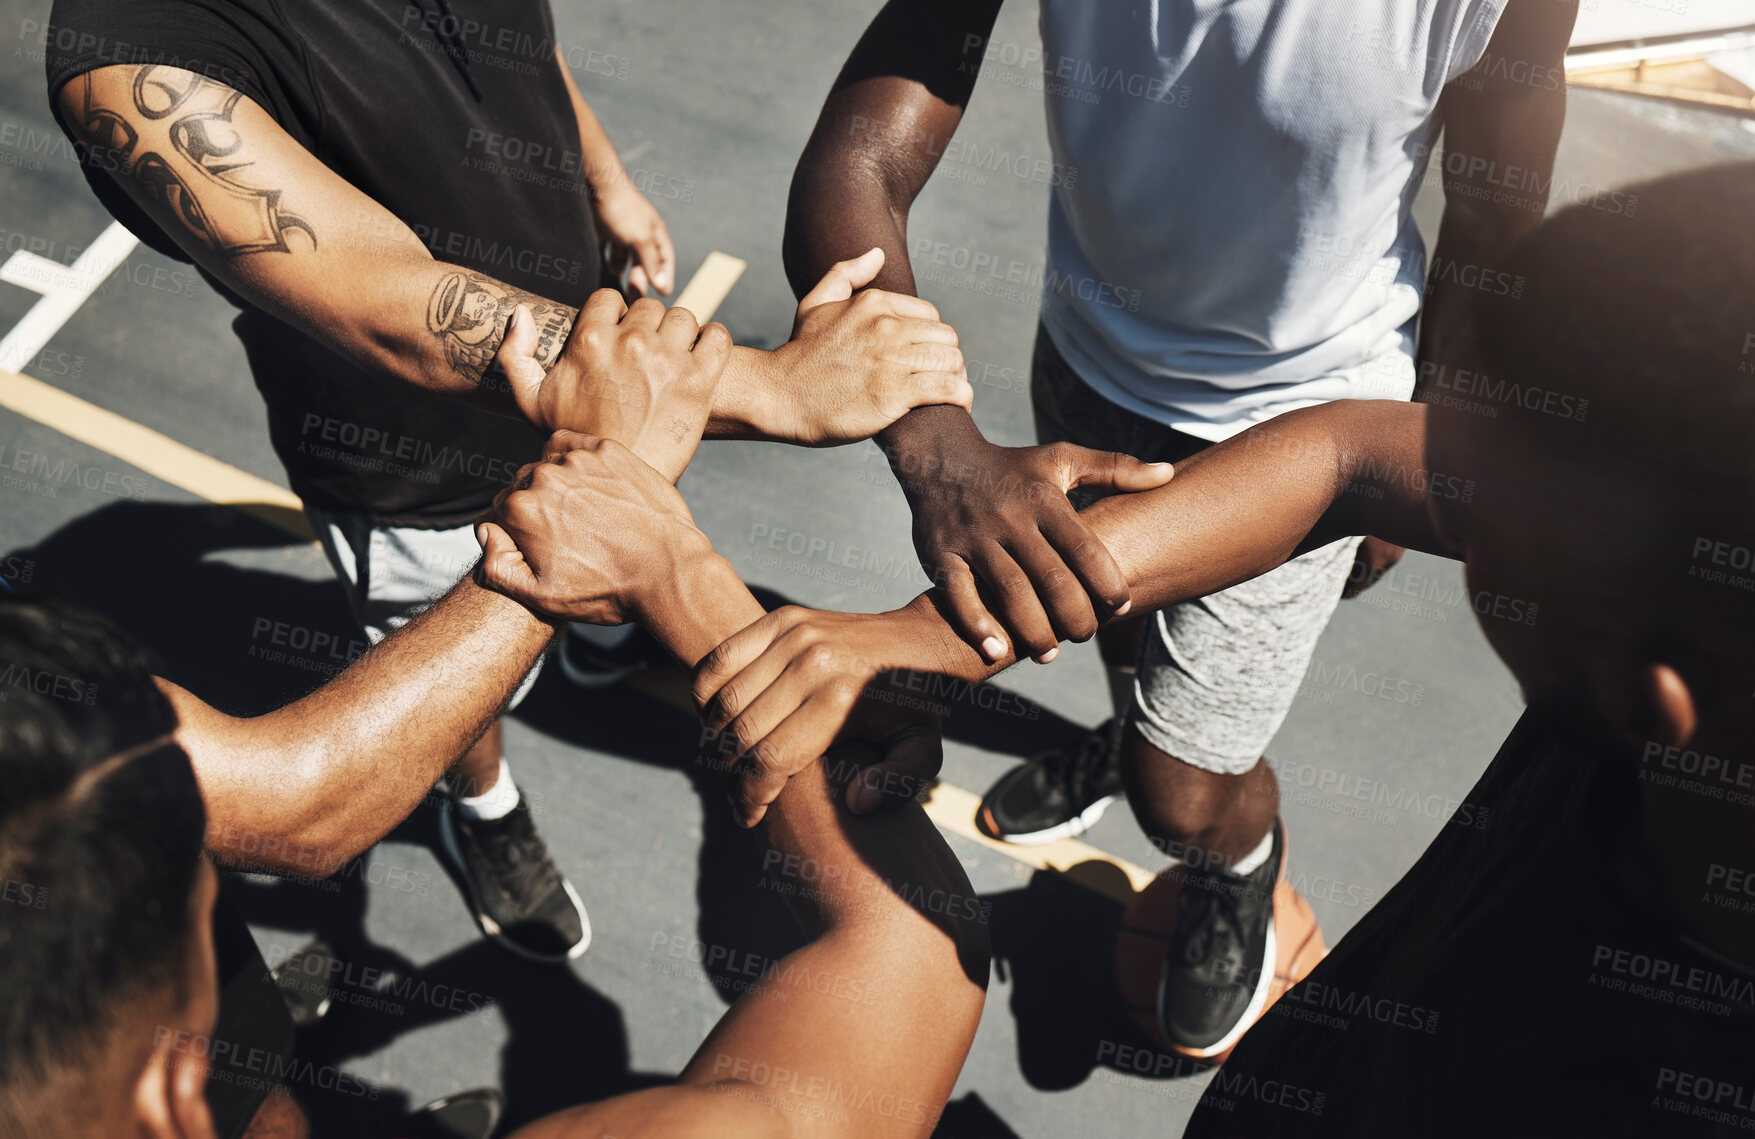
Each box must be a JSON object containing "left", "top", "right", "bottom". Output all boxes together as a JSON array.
[
  {"left": 712, "top": 679, "right": 745, "bottom": 720},
  {"left": 806, "top": 643, "right": 839, "bottom": 675},
  {"left": 750, "top": 738, "right": 788, "bottom": 774},
  {"left": 1064, "top": 613, "right": 1099, "bottom": 642}
]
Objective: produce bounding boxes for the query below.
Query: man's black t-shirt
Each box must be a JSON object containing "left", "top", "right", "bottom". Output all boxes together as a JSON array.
[
  {"left": 42, "top": 0, "right": 607, "bottom": 527},
  {"left": 1183, "top": 710, "right": 1755, "bottom": 1138}
]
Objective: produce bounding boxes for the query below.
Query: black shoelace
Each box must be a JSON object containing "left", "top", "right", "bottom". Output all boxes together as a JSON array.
[
  {"left": 1041, "top": 724, "right": 1119, "bottom": 804},
  {"left": 471, "top": 809, "right": 559, "bottom": 910},
  {"left": 1176, "top": 876, "right": 1244, "bottom": 970}
]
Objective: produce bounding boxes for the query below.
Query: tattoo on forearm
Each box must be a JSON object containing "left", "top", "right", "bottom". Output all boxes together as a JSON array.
[
  {"left": 75, "top": 66, "right": 315, "bottom": 258},
  {"left": 425, "top": 269, "right": 576, "bottom": 386}
]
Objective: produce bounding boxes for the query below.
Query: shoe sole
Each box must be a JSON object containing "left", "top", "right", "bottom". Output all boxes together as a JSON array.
[
  {"left": 437, "top": 802, "right": 592, "bottom": 964},
  {"left": 977, "top": 792, "right": 1121, "bottom": 846},
  {"left": 1161, "top": 820, "right": 1289, "bottom": 1060}
]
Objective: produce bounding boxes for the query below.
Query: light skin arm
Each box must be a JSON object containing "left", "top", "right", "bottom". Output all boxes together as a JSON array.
[
  {"left": 555, "top": 46, "right": 676, "bottom": 298},
  {"left": 56, "top": 65, "right": 967, "bottom": 444},
  {"left": 783, "top": 0, "right": 1174, "bottom": 664},
  {"left": 694, "top": 400, "right": 1469, "bottom": 819},
  {"left": 501, "top": 586, "right": 986, "bottom": 1139},
  {"left": 163, "top": 576, "right": 554, "bottom": 878},
  {"left": 160, "top": 265, "right": 734, "bottom": 876}
]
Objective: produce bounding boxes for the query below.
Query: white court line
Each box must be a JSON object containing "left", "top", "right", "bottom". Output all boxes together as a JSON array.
[
  {"left": 0, "top": 240, "right": 1157, "bottom": 900},
  {"left": 0, "top": 221, "right": 138, "bottom": 373}
]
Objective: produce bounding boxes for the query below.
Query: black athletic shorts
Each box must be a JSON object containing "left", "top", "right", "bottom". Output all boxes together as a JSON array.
[{"left": 207, "top": 885, "right": 297, "bottom": 1139}]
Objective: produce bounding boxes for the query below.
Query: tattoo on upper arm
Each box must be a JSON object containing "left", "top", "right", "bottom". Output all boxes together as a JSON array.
[
  {"left": 74, "top": 66, "right": 315, "bottom": 258},
  {"left": 425, "top": 269, "right": 575, "bottom": 386}
]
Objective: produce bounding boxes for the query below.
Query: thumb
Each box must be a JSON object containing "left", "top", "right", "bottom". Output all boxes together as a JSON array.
[
  {"left": 475, "top": 521, "right": 543, "bottom": 603},
  {"left": 498, "top": 305, "right": 550, "bottom": 422},
  {"left": 1067, "top": 450, "right": 1176, "bottom": 493},
  {"left": 797, "top": 247, "right": 885, "bottom": 314}
]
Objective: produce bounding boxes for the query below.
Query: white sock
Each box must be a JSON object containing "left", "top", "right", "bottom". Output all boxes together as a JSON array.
[
  {"left": 453, "top": 757, "right": 520, "bottom": 822},
  {"left": 571, "top": 621, "right": 637, "bottom": 649},
  {"left": 1227, "top": 829, "right": 1276, "bottom": 877}
]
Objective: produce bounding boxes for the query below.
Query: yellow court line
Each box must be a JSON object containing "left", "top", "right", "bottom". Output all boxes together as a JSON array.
[
  {"left": 0, "top": 245, "right": 1155, "bottom": 903},
  {"left": 624, "top": 669, "right": 1156, "bottom": 905},
  {"left": 0, "top": 368, "right": 312, "bottom": 539},
  {"left": 671, "top": 251, "right": 747, "bottom": 324}
]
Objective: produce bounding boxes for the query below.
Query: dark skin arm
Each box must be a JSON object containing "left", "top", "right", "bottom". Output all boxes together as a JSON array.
[
  {"left": 783, "top": 0, "right": 1174, "bottom": 665},
  {"left": 466, "top": 387, "right": 987, "bottom": 1134},
  {"left": 1350, "top": 0, "right": 1577, "bottom": 595},
  {"left": 1417, "top": 0, "right": 1577, "bottom": 400},
  {"left": 694, "top": 400, "right": 1468, "bottom": 820}
]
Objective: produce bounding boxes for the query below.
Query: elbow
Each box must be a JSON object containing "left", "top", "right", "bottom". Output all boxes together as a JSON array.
[{"left": 204, "top": 750, "right": 361, "bottom": 879}]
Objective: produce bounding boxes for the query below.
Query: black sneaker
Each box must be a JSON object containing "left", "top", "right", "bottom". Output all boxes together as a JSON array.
[
  {"left": 1159, "top": 818, "right": 1284, "bottom": 1059},
  {"left": 399, "top": 1087, "right": 505, "bottom": 1139},
  {"left": 558, "top": 623, "right": 670, "bottom": 687},
  {"left": 438, "top": 798, "right": 590, "bottom": 964},
  {"left": 270, "top": 939, "right": 337, "bottom": 1028},
  {"left": 976, "top": 719, "right": 1126, "bottom": 845}
]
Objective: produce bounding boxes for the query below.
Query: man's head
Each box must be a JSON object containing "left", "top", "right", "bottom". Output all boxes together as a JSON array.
[
  {"left": 0, "top": 594, "right": 218, "bottom": 1138},
  {"left": 1447, "top": 161, "right": 1755, "bottom": 759}
]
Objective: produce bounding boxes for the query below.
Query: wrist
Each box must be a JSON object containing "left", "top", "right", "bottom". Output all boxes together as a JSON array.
[
  {"left": 634, "top": 546, "right": 766, "bottom": 668},
  {"left": 710, "top": 346, "right": 811, "bottom": 444},
  {"left": 879, "top": 406, "right": 984, "bottom": 491},
  {"left": 897, "top": 592, "right": 1000, "bottom": 683}
]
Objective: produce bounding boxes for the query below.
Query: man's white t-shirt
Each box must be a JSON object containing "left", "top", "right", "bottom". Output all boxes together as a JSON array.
[{"left": 1034, "top": 0, "right": 1506, "bottom": 441}]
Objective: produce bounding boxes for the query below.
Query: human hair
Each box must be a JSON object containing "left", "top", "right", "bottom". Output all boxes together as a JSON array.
[
  {"left": 0, "top": 593, "right": 206, "bottom": 1133},
  {"left": 1476, "top": 160, "right": 1755, "bottom": 478}
]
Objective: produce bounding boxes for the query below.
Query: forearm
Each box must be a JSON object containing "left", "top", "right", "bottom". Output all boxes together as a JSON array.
[
  {"left": 338, "top": 253, "right": 578, "bottom": 414},
  {"left": 638, "top": 552, "right": 768, "bottom": 667},
  {"left": 557, "top": 50, "right": 632, "bottom": 198},
  {"left": 677, "top": 753, "right": 987, "bottom": 1138},
  {"left": 179, "top": 575, "right": 554, "bottom": 874},
  {"left": 899, "top": 401, "right": 1443, "bottom": 683},
  {"left": 703, "top": 347, "right": 799, "bottom": 441}
]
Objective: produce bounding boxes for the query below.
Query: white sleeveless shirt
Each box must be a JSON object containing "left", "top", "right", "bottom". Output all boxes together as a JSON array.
[{"left": 1035, "top": 0, "right": 1505, "bottom": 440}]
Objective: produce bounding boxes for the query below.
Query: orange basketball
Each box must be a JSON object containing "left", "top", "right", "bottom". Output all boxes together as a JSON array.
[{"left": 1116, "top": 858, "right": 1327, "bottom": 1065}]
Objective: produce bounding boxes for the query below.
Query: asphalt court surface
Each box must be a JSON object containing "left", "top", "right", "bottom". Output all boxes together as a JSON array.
[{"left": 3, "top": 0, "right": 1755, "bottom": 1134}]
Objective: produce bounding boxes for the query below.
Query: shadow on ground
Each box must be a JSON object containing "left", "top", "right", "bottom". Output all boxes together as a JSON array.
[{"left": 5, "top": 499, "right": 1130, "bottom": 1134}]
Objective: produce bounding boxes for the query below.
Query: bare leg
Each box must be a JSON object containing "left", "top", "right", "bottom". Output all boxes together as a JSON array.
[
  {"left": 1121, "top": 725, "right": 1278, "bottom": 870},
  {"left": 448, "top": 719, "right": 503, "bottom": 798}
]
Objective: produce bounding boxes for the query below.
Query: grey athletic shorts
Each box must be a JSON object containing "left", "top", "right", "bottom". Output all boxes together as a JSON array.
[
  {"left": 1030, "top": 324, "right": 1364, "bottom": 776},
  {"left": 306, "top": 508, "right": 543, "bottom": 708}
]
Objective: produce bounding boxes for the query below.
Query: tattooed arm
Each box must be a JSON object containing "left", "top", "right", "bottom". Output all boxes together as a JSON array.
[
  {"left": 58, "top": 64, "right": 583, "bottom": 412},
  {"left": 56, "top": 64, "right": 971, "bottom": 442}
]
